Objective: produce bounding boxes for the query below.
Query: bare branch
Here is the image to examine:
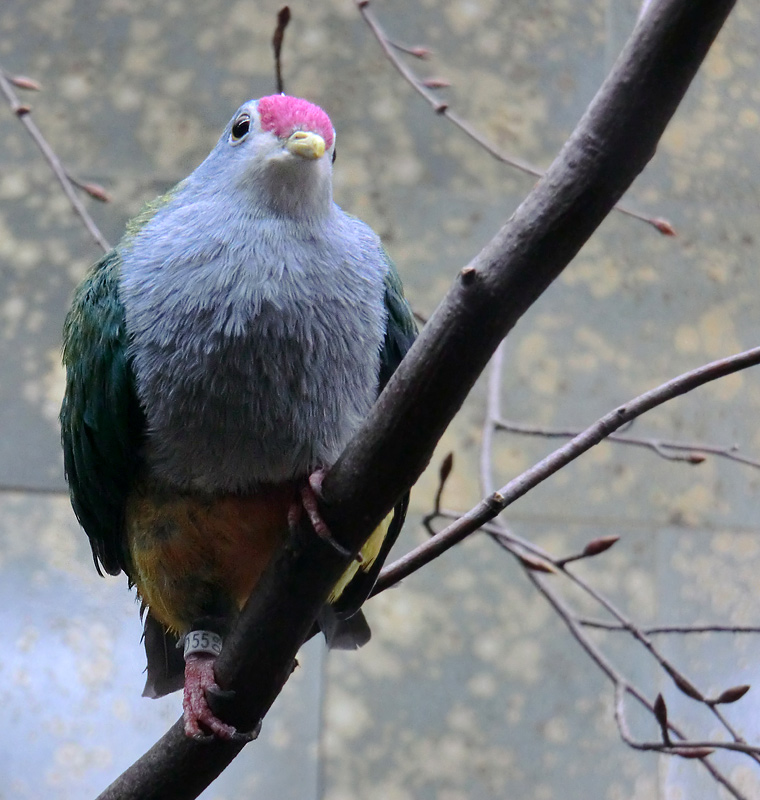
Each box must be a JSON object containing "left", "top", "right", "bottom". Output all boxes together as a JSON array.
[
  {"left": 578, "top": 618, "right": 760, "bottom": 635},
  {"left": 387, "top": 41, "right": 432, "bottom": 60},
  {"left": 377, "top": 344, "right": 760, "bottom": 593},
  {"left": 413, "top": 348, "right": 760, "bottom": 783},
  {"left": 67, "top": 174, "right": 112, "bottom": 203},
  {"left": 495, "top": 417, "right": 760, "bottom": 470},
  {"left": 556, "top": 535, "right": 620, "bottom": 567},
  {"left": 495, "top": 524, "right": 760, "bottom": 772},
  {"left": 0, "top": 65, "right": 110, "bottom": 252},
  {"left": 421, "top": 452, "right": 454, "bottom": 528},
  {"left": 356, "top": 0, "right": 675, "bottom": 236},
  {"left": 421, "top": 336, "right": 760, "bottom": 791},
  {"left": 272, "top": 6, "right": 291, "bottom": 94},
  {"left": 405, "top": 495, "right": 760, "bottom": 780},
  {"left": 527, "top": 572, "right": 748, "bottom": 798},
  {"left": 333, "top": 0, "right": 735, "bottom": 560}
]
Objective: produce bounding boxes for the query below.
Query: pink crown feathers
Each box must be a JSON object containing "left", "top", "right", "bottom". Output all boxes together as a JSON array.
[{"left": 258, "top": 95, "right": 335, "bottom": 150}]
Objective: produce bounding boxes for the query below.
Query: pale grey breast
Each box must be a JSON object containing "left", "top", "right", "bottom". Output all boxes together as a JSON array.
[{"left": 120, "top": 198, "right": 388, "bottom": 493}]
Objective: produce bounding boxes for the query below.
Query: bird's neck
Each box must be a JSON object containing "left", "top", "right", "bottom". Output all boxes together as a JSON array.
[{"left": 250, "top": 161, "right": 333, "bottom": 222}]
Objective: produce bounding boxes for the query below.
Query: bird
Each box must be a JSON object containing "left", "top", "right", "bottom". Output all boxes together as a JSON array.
[{"left": 60, "top": 94, "right": 417, "bottom": 740}]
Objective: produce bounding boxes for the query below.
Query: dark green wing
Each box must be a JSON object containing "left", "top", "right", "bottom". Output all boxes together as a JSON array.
[
  {"left": 60, "top": 249, "right": 144, "bottom": 577},
  {"left": 329, "top": 253, "right": 418, "bottom": 625},
  {"left": 378, "top": 255, "right": 418, "bottom": 392}
]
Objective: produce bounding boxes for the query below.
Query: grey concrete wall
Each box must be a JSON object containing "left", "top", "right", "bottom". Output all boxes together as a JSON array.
[{"left": 1, "top": 1, "right": 760, "bottom": 798}]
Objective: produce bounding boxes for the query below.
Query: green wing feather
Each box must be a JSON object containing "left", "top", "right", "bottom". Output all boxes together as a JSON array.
[
  {"left": 60, "top": 248, "right": 144, "bottom": 577},
  {"left": 378, "top": 253, "right": 418, "bottom": 392}
]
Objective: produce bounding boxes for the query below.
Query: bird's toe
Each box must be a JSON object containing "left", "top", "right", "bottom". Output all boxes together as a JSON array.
[{"left": 183, "top": 653, "right": 237, "bottom": 740}]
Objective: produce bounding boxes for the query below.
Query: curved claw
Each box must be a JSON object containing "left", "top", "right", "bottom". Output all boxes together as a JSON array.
[
  {"left": 205, "top": 684, "right": 262, "bottom": 741},
  {"left": 205, "top": 683, "right": 237, "bottom": 721},
  {"left": 298, "top": 469, "right": 352, "bottom": 557},
  {"left": 206, "top": 683, "right": 236, "bottom": 703},
  {"left": 231, "top": 720, "right": 262, "bottom": 743}
]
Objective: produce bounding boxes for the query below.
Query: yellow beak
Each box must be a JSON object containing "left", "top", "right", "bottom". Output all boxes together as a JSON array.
[{"left": 286, "top": 130, "right": 326, "bottom": 160}]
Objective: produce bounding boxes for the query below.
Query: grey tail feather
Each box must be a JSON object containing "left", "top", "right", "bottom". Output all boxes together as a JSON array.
[
  {"left": 317, "top": 606, "right": 372, "bottom": 650},
  {"left": 141, "top": 612, "right": 185, "bottom": 698}
]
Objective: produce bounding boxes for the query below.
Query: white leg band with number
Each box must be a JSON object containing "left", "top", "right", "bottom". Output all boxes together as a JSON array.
[{"left": 184, "top": 630, "right": 223, "bottom": 659}]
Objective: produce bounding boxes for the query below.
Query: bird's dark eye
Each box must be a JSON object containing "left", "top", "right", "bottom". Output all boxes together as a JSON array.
[
  {"left": 332, "top": 147, "right": 337, "bottom": 164},
  {"left": 230, "top": 114, "right": 251, "bottom": 142}
]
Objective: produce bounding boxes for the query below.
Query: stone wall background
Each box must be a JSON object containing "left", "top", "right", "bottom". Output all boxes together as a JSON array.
[{"left": 2, "top": 1, "right": 760, "bottom": 798}]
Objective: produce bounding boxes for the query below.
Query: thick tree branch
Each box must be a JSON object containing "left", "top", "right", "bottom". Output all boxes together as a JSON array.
[
  {"left": 326, "top": 0, "right": 733, "bottom": 533},
  {"left": 97, "top": 1, "right": 736, "bottom": 797}
]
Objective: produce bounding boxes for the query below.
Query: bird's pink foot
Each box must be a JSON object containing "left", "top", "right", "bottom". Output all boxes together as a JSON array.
[
  {"left": 291, "top": 468, "right": 353, "bottom": 558},
  {"left": 300, "top": 469, "right": 332, "bottom": 542},
  {"left": 183, "top": 653, "right": 237, "bottom": 740}
]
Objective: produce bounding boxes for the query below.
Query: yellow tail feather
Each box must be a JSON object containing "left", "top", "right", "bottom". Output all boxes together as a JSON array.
[{"left": 328, "top": 513, "right": 392, "bottom": 604}]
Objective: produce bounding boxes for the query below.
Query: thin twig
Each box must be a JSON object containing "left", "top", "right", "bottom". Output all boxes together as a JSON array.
[
  {"left": 422, "top": 452, "right": 453, "bottom": 527},
  {"left": 356, "top": 0, "right": 675, "bottom": 236},
  {"left": 551, "top": 540, "right": 760, "bottom": 764},
  {"left": 431, "top": 330, "right": 760, "bottom": 789},
  {"left": 495, "top": 418, "right": 760, "bottom": 469},
  {"left": 0, "top": 65, "right": 110, "bottom": 252},
  {"left": 480, "top": 496, "right": 760, "bottom": 763},
  {"left": 272, "top": 6, "right": 291, "bottom": 95},
  {"left": 525, "top": 568, "right": 749, "bottom": 798},
  {"left": 377, "top": 345, "right": 760, "bottom": 592},
  {"left": 401, "top": 360, "right": 760, "bottom": 786},
  {"left": 430, "top": 502, "right": 760, "bottom": 763},
  {"left": 487, "top": 339, "right": 760, "bottom": 770},
  {"left": 479, "top": 342, "right": 503, "bottom": 496},
  {"left": 387, "top": 39, "right": 432, "bottom": 59},
  {"left": 579, "top": 618, "right": 760, "bottom": 635},
  {"left": 498, "top": 523, "right": 759, "bottom": 765}
]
